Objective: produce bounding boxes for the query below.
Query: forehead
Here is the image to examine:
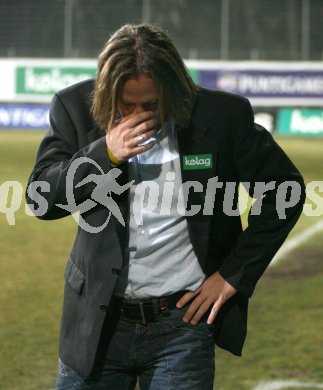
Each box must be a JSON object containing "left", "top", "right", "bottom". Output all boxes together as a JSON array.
[{"left": 120, "top": 74, "right": 159, "bottom": 101}]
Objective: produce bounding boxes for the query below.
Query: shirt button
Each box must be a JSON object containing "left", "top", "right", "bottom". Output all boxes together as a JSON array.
[
  {"left": 99, "top": 304, "right": 109, "bottom": 312},
  {"left": 140, "top": 229, "right": 146, "bottom": 235},
  {"left": 111, "top": 268, "right": 121, "bottom": 275}
]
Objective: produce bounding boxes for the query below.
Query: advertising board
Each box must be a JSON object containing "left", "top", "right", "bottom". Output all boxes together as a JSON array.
[
  {"left": 1, "top": 59, "right": 322, "bottom": 107},
  {"left": 276, "top": 108, "right": 323, "bottom": 137},
  {"left": 186, "top": 61, "right": 323, "bottom": 107},
  {"left": 16, "top": 66, "right": 96, "bottom": 95},
  {"left": 0, "top": 104, "right": 49, "bottom": 129}
]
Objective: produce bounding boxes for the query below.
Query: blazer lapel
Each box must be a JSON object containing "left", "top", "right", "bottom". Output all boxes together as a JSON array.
[
  {"left": 85, "top": 124, "right": 129, "bottom": 250},
  {"left": 176, "top": 104, "right": 220, "bottom": 270}
]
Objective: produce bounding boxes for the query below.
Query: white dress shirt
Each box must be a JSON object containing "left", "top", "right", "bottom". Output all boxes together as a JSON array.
[{"left": 113, "top": 120, "right": 205, "bottom": 299}]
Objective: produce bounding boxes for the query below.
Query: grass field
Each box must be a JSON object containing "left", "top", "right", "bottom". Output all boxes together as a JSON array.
[{"left": 0, "top": 131, "right": 322, "bottom": 390}]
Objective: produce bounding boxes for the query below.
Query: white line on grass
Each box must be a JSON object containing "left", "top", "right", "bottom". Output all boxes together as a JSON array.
[
  {"left": 271, "top": 219, "right": 323, "bottom": 266},
  {"left": 252, "top": 380, "right": 323, "bottom": 390}
]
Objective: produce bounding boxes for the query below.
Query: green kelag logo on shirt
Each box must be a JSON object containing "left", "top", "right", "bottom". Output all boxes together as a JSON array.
[{"left": 183, "top": 154, "right": 213, "bottom": 170}]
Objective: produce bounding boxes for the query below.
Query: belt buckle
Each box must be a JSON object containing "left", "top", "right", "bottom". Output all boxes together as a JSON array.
[
  {"left": 139, "top": 302, "right": 147, "bottom": 325},
  {"left": 159, "top": 297, "right": 170, "bottom": 316},
  {"left": 121, "top": 301, "right": 149, "bottom": 325}
]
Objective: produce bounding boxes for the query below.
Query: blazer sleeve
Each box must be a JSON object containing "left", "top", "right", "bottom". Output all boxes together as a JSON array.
[
  {"left": 218, "top": 98, "right": 306, "bottom": 298},
  {"left": 25, "top": 93, "right": 112, "bottom": 220}
]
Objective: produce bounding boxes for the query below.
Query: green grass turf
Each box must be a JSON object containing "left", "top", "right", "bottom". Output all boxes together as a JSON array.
[{"left": 0, "top": 131, "right": 322, "bottom": 390}]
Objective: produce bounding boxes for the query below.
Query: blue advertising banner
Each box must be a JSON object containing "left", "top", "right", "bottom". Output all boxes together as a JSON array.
[
  {"left": 0, "top": 103, "right": 49, "bottom": 129},
  {"left": 198, "top": 69, "right": 323, "bottom": 103}
]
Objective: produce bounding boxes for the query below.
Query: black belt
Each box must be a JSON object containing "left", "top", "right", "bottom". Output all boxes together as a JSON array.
[{"left": 110, "top": 290, "right": 188, "bottom": 325}]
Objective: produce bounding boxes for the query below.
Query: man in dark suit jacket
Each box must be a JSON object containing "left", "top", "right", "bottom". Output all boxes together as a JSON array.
[{"left": 26, "top": 24, "right": 305, "bottom": 389}]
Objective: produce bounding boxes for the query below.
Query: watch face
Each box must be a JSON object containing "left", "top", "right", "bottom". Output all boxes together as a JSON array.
[{"left": 138, "top": 128, "right": 161, "bottom": 146}]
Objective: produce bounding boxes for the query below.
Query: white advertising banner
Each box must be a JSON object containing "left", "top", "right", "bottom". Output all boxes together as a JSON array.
[
  {"left": 0, "top": 59, "right": 322, "bottom": 106},
  {"left": 0, "top": 58, "right": 97, "bottom": 103}
]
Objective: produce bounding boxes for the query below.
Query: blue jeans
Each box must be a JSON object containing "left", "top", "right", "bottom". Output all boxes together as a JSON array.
[{"left": 56, "top": 305, "right": 216, "bottom": 389}]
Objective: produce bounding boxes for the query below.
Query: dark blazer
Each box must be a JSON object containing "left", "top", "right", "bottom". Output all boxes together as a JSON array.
[{"left": 26, "top": 79, "right": 305, "bottom": 377}]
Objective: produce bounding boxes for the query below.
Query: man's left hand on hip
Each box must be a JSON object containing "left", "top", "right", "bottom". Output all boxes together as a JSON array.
[{"left": 176, "top": 271, "right": 237, "bottom": 325}]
